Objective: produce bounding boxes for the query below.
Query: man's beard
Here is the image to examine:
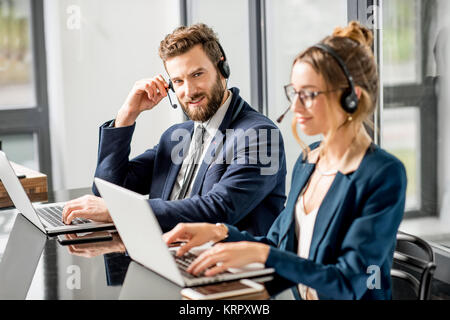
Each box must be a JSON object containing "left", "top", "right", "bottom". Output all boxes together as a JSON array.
[{"left": 180, "top": 75, "right": 225, "bottom": 122}]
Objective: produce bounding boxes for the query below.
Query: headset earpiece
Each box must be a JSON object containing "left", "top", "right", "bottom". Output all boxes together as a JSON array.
[
  {"left": 313, "top": 44, "right": 358, "bottom": 114},
  {"left": 218, "top": 59, "right": 230, "bottom": 79},
  {"left": 216, "top": 42, "right": 231, "bottom": 79},
  {"left": 341, "top": 87, "right": 358, "bottom": 114}
]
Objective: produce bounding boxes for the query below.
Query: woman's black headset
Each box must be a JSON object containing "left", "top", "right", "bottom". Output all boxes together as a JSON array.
[
  {"left": 313, "top": 43, "right": 359, "bottom": 114},
  {"left": 166, "top": 40, "right": 230, "bottom": 109},
  {"left": 276, "top": 43, "right": 359, "bottom": 123}
]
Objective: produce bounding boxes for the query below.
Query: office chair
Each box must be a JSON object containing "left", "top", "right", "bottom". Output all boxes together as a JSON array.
[{"left": 391, "top": 231, "right": 436, "bottom": 300}]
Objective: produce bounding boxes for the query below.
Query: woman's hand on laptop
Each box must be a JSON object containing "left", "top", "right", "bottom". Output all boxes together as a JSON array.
[
  {"left": 163, "top": 223, "right": 228, "bottom": 257},
  {"left": 62, "top": 195, "right": 113, "bottom": 224},
  {"left": 186, "top": 241, "right": 270, "bottom": 277}
]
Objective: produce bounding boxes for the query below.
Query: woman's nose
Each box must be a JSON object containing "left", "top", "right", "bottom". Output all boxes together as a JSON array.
[{"left": 291, "top": 94, "right": 303, "bottom": 113}]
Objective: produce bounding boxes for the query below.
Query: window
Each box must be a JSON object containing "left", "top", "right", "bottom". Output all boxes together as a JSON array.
[
  {"left": 382, "top": 0, "right": 421, "bottom": 85},
  {"left": 382, "top": 107, "right": 421, "bottom": 211},
  {"left": 0, "top": 0, "right": 36, "bottom": 108},
  {"left": 0, "top": 132, "right": 38, "bottom": 170},
  {"left": 381, "top": 0, "right": 446, "bottom": 218},
  {"left": 265, "top": 0, "right": 348, "bottom": 189},
  {"left": 0, "top": 0, "right": 52, "bottom": 188}
]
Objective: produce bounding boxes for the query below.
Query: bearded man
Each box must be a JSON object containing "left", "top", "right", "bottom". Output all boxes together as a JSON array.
[{"left": 62, "top": 23, "right": 286, "bottom": 236}]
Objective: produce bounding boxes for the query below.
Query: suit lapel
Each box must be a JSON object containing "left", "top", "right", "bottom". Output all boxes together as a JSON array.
[
  {"left": 161, "top": 124, "right": 194, "bottom": 200},
  {"left": 278, "top": 163, "right": 315, "bottom": 248},
  {"left": 190, "top": 88, "right": 243, "bottom": 196},
  {"left": 308, "top": 173, "right": 352, "bottom": 260}
]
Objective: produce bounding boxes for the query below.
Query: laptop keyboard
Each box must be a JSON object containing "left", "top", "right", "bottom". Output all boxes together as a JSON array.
[
  {"left": 36, "top": 205, "right": 90, "bottom": 227},
  {"left": 172, "top": 251, "right": 204, "bottom": 279},
  {"left": 171, "top": 251, "right": 231, "bottom": 280}
]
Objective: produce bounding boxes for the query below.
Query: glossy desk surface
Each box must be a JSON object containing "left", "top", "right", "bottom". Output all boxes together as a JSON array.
[{"left": 0, "top": 188, "right": 296, "bottom": 300}]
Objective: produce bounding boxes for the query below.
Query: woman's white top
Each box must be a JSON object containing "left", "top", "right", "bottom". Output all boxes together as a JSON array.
[{"left": 295, "top": 191, "right": 320, "bottom": 300}]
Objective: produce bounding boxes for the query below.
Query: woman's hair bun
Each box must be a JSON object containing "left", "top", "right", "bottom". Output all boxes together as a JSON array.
[{"left": 332, "top": 21, "right": 373, "bottom": 47}]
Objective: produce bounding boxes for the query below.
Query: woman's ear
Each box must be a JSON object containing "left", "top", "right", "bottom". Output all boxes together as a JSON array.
[{"left": 355, "top": 86, "right": 362, "bottom": 100}]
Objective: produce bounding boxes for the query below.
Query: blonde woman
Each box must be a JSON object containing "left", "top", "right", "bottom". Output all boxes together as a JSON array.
[{"left": 164, "top": 21, "right": 407, "bottom": 300}]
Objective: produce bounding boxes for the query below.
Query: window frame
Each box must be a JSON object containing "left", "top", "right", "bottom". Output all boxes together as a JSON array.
[
  {"left": 248, "top": 0, "right": 268, "bottom": 115},
  {"left": 349, "top": 0, "right": 437, "bottom": 218},
  {"left": 0, "top": 0, "right": 53, "bottom": 191}
]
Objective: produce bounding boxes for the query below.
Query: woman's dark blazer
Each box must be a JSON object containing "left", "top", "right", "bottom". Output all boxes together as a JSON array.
[{"left": 225, "top": 142, "right": 407, "bottom": 300}]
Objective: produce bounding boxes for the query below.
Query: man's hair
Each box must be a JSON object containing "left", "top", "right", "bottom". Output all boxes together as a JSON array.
[{"left": 159, "top": 23, "right": 223, "bottom": 66}]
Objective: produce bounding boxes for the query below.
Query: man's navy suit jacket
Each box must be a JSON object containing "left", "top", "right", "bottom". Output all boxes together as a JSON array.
[{"left": 92, "top": 87, "right": 287, "bottom": 235}]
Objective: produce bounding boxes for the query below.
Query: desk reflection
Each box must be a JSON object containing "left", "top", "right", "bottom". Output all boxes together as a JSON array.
[
  {"left": 120, "top": 261, "right": 184, "bottom": 300},
  {"left": 67, "top": 234, "right": 296, "bottom": 300},
  {"left": 65, "top": 232, "right": 126, "bottom": 258},
  {"left": 63, "top": 231, "right": 131, "bottom": 288},
  {"left": 0, "top": 214, "right": 46, "bottom": 299},
  {"left": 1, "top": 207, "right": 297, "bottom": 300}
]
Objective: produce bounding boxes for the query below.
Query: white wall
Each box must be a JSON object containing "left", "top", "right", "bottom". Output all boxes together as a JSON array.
[
  {"left": 188, "top": 0, "right": 252, "bottom": 105},
  {"left": 44, "top": 0, "right": 183, "bottom": 190}
]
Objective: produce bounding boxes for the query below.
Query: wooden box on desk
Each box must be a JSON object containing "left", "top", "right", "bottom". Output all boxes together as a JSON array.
[{"left": 0, "top": 162, "right": 48, "bottom": 208}]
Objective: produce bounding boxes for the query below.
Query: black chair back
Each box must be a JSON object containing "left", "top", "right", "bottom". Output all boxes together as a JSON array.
[{"left": 391, "top": 231, "right": 436, "bottom": 300}]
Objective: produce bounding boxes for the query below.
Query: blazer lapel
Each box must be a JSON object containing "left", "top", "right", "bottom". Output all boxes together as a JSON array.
[
  {"left": 161, "top": 124, "right": 194, "bottom": 200},
  {"left": 308, "top": 173, "right": 352, "bottom": 260},
  {"left": 277, "top": 163, "right": 315, "bottom": 248},
  {"left": 217, "top": 87, "right": 242, "bottom": 133}
]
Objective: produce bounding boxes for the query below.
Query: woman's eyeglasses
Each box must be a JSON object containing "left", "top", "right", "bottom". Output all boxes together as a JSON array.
[
  {"left": 284, "top": 84, "right": 338, "bottom": 109},
  {"left": 277, "top": 84, "right": 341, "bottom": 123}
]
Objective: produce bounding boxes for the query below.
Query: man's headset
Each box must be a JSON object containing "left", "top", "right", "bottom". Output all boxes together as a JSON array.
[
  {"left": 277, "top": 43, "right": 359, "bottom": 123},
  {"left": 166, "top": 40, "right": 230, "bottom": 109}
]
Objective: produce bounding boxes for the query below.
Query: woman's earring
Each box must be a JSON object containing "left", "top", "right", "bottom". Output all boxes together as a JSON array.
[{"left": 348, "top": 115, "right": 353, "bottom": 122}]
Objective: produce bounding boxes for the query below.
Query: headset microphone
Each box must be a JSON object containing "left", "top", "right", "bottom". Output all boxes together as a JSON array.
[
  {"left": 166, "top": 79, "right": 178, "bottom": 109},
  {"left": 277, "top": 105, "right": 291, "bottom": 123}
]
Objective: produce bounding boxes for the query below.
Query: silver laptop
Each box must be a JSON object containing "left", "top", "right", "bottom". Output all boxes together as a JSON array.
[
  {"left": 94, "top": 177, "right": 274, "bottom": 287},
  {"left": 0, "top": 151, "right": 115, "bottom": 235}
]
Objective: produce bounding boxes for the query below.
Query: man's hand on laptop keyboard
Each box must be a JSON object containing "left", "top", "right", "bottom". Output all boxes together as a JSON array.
[{"left": 62, "top": 195, "right": 113, "bottom": 224}]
